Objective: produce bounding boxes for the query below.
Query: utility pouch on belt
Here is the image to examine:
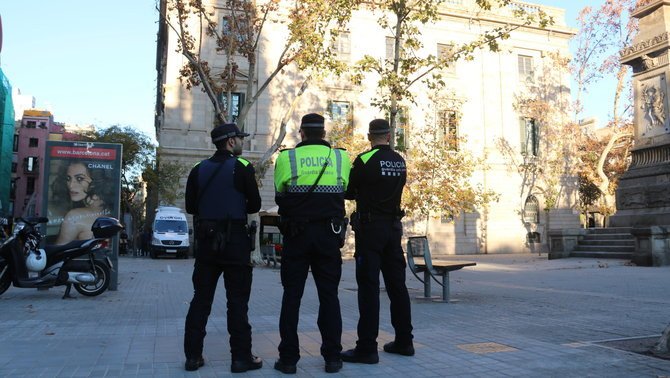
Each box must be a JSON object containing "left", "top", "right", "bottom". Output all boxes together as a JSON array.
[
  {"left": 197, "top": 219, "right": 230, "bottom": 251},
  {"left": 279, "top": 218, "right": 306, "bottom": 238},
  {"left": 331, "top": 217, "right": 349, "bottom": 248}
]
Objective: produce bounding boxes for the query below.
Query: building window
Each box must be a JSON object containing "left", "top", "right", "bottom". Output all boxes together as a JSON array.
[
  {"left": 25, "top": 120, "right": 36, "bottom": 128},
  {"left": 39, "top": 121, "right": 46, "bottom": 128},
  {"left": 334, "top": 31, "right": 351, "bottom": 62},
  {"left": 438, "top": 110, "right": 459, "bottom": 151},
  {"left": 437, "top": 43, "right": 456, "bottom": 74},
  {"left": 24, "top": 156, "right": 38, "bottom": 173},
  {"left": 385, "top": 36, "right": 404, "bottom": 61},
  {"left": 221, "top": 16, "right": 249, "bottom": 44},
  {"left": 29, "top": 138, "right": 38, "bottom": 147},
  {"left": 26, "top": 177, "right": 35, "bottom": 195},
  {"left": 523, "top": 195, "right": 540, "bottom": 224},
  {"left": 327, "top": 100, "right": 352, "bottom": 126},
  {"left": 518, "top": 54, "right": 534, "bottom": 84},
  {"left": 217, "top": 92, "right": 245, "bottom": 123},
  {"left": 520, "top": 117, "right": 539, "bottom": 156},
  {"left": 11, "top": 162, "right": 17, "bottom": 173},
  {"left": 13, "top": 135, "right": 19, "bottom": 152},
  {"left": 386, "top": 107, "right": 409, "bottom": 152}
]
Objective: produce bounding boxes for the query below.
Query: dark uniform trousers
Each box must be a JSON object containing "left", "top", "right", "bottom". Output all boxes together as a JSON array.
[
  {"left": 354, "top": 219, "right": 413, "bottom": 352},
  {"left": 184, "top": 227, "right": 253, "bottom": 361},
  {"left": 278, "top": 221, "right": 343, "bottom": 364}
]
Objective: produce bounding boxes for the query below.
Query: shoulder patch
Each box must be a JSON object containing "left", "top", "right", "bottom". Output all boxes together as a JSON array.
[
  {"left": 360, "top": 149, "right": 380, "bottom": 164},
  {"left": 237, "top": 157, "right": 251, "bottom": 167}
]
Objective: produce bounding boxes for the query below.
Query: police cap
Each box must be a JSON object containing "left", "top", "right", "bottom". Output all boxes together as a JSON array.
[
  {"left": 300, "top": 113, "right": 325, "bottom": 129},
  {"left": 369, "top": 119, "right": 391, "bottom": 135},
  {"left": 211, "top": 122, "right": 250, "bottom": 143}
]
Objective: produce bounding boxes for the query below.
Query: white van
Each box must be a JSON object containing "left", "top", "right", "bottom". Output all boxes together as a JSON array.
[{"left": 150, "top": 206, "right": 191, "bottom": 259}]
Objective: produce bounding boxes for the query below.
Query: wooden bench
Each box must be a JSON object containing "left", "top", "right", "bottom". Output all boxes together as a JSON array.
[{"left": 406, "top": 236, "right": 476, "bottom": 302}]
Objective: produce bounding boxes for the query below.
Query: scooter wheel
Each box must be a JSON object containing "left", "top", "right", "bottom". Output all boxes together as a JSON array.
[
  {"left": 74, "top": 260, "right": 110, "bottom": 296},
  {"left": 0, "top": 262, "right": 11, "bottom": 295}
]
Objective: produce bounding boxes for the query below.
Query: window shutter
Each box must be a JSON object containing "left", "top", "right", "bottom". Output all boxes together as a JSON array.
[
  {"left": 519, "top": 117, "right": 527, "bottom": 155},
  {"left": 532, "top": 120, "right": 539, "bottom": 156}
]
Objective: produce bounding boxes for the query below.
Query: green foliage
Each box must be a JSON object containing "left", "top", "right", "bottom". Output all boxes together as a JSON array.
[
  {"left": 142, "top": 156, "right": 188, "bottom": 208},
  {"left": 403, "top": 127, "right": 498, "bottom": 218},
  {"left": 356, "top": 0, "right": 554, "bottom": 148},
  {"left": 76, "top": 125, "right": 155, "bottom": 192}
]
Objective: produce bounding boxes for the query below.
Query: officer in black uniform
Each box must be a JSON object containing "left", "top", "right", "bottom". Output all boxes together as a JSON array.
[
  {"left": 341, "top": 119, "right": 414, "bottom": 364},
  {"left": 183, "top": 123, "right": 263, "bottom": 373},
  {"left": 273, "top": 113, "right": 351, "bottom": 374}
]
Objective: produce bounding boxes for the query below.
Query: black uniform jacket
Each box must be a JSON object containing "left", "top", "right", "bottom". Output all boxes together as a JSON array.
[
  {"left": 185, "top": 150, "right": 262, "bottom": 216},
  {"left": 345, "top": 144, "right": 406, "bottom": 216}
]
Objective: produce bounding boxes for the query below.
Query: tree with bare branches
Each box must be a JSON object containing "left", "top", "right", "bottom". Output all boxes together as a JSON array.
[
  {"left": 160, "top": 0, "right": 358, "bottom": 172},
  {"left": 571, "top": 0, "right": 639, "bottom": 224}
]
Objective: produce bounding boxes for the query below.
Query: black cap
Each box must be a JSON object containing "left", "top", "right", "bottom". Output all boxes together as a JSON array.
[
  {"left": 300, "top": 113, "right": 325, "bottom": 129},
  {"left": 211, "top": 123, "right": 250, "bottom": 143},
  {"left": 369, "top": 119, "right": 390, "bottom": 135}
]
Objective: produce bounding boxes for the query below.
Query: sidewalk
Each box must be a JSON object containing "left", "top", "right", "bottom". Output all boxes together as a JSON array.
[{"left": 1, "top": 254, "right": 669, "bottom": 377}]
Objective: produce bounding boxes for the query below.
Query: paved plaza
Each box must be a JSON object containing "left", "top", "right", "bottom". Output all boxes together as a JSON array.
[{"left": 0, "top": 253, "right": 669, "bottom": 377}]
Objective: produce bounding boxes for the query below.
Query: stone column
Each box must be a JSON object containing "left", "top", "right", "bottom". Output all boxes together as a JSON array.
[{"left": 611, "top": 0, "right": 670, "bottom": 265}]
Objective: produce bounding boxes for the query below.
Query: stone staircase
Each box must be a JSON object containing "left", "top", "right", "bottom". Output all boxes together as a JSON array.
[{"left": 569, "top": 227, "right": 635, "bottom": 259}]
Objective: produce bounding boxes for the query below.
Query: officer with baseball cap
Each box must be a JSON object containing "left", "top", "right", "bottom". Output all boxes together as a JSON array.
[
  {"left": 341, "top": 119, "right": 414, "bottom": 364},
  {"left": 183, "top": 122, "right": 262, "bottom": 373},
  {"left": 273, "top": 113, "right": 351, "bottom": 374}
]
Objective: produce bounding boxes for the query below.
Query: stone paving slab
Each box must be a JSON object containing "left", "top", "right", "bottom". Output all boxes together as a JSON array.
[{"left": 0, "top": 254, "right": 669, "bottom": 377}]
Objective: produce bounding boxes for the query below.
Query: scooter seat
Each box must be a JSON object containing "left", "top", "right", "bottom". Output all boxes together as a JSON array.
[{"left": 44, "top": 240, "right": 92, "bottom": 256}]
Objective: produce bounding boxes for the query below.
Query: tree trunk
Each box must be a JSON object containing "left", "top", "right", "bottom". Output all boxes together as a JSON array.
[
  {"left": 249, "top": 213, "right": 262, "bottom": 264},
  {"left": 654, "top": 323, "right": 670, "bottom": 354}
]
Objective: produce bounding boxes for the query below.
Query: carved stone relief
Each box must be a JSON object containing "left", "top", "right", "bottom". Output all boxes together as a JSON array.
[{"left": 639, "top": 75, "right": 668, "bottom": 135}]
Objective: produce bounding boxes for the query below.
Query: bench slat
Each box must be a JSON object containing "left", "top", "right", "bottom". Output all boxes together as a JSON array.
[{"left": 424, "top": 260, "right": 476, "bottom": 270}]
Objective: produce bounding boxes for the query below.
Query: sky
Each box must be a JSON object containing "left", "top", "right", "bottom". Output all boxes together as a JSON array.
[
  {"left": 0, "top": 1, "right": 614, "bottom": 141},
  {"left": 0, "top": 0, "right": 158, "bottom": 140}
]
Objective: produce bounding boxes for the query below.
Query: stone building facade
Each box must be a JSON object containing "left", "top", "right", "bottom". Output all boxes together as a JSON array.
[{"left": 155, "top": 0, "right": 579, "bottom": 255}]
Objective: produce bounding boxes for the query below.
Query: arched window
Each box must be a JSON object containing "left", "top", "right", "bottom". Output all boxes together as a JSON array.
[{"left": 523, "top": 195, "right": 539, "bottom": 224}]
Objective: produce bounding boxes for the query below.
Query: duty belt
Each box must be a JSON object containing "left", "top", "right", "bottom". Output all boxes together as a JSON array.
[{"left": 357, "top": 211, "right": 404, "bottom": 222}]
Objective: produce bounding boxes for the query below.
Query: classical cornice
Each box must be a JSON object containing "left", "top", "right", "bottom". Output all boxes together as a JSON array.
[
  {"left": 632, "top": 0, "right": 670, "bottom": 19},
  {"left": 620, "top": 31, "right": 670, "bottom": 62},
  {"left": 437, "top": 1, "right": 576, "bottom": 38}
]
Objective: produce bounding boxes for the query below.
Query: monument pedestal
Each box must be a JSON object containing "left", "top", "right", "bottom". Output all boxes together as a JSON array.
[{"left": 610, "top": 0, "right": 670, "bottom": 266}]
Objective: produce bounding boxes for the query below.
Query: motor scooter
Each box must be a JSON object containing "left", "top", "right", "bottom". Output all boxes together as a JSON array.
[{"left": 0, "top": 216, "right": 123, "bottom": 299}]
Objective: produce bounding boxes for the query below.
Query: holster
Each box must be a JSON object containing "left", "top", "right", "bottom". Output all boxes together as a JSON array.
[
  {"left": 350, "top": 211, "right": 361, "bottom": 233},
  {"left": 248, "top": 220, "right": 257, "bottom": 251}
]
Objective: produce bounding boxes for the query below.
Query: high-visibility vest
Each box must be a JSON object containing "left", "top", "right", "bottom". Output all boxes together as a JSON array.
[{"left": 274, "top": 144, "right": 351, "bottom": 219}]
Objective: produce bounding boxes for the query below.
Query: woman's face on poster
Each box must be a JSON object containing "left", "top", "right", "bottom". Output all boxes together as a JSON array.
[{"left": 65, "top": 163, "right": 92, "bottom": 202}]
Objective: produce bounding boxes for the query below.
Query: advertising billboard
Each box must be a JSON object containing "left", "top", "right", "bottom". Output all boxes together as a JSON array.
[{"left": 42, "top": 141, "right": 122, "bottom": 245}]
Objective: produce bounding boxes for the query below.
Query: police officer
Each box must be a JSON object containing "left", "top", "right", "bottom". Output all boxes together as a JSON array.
[
  {"left": 273, "top": 113, "right": 351, "bottom": 374},
  {"left": 183, "top": 122, "right": 262, "bottom": 373},
  {"left": 341, "top": 119, "right": 414, "bottom": 364}
]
